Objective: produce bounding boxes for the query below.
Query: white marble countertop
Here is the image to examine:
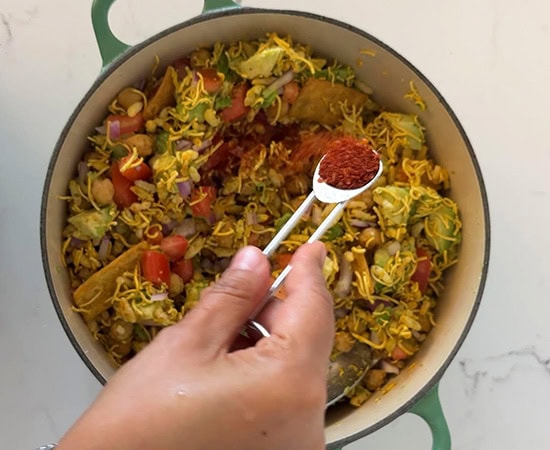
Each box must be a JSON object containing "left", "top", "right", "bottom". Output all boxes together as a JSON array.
[{"left": 1, "top": 0, "right": 549, "bottom": 449}]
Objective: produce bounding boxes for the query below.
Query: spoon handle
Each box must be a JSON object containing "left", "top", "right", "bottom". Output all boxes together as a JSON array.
[
  {"left": 262, "top": 191, "right": 317, "bottom": 258},
  {"left": 250, "top": 200, "right": 347, "bottom": 319},
  {"left": 268, "top": 201, "right": 347, "bottom": 295}
]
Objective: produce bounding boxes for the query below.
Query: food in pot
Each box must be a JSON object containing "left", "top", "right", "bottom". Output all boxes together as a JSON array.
[{"left": 61, "top": 33, "right": 461, "bottom": 406}]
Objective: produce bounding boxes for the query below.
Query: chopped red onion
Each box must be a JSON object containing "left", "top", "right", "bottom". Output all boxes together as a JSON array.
[
  {"left": 412, "top": 330, "right": 426, "bottom": 342},
  {"left": 191, "top": 70, "right": 199, "bottom": 87},
  {"left": 334, "top": 307, "right": 349, "bottom": 319},
  {"left": 200, "top": 257, "right": 215, "bottom": 273},
  {"left": 387, "top": 241, "right": 401, "bottom": 256},
  {"left": 350, "top": 219, "right": 371, "bottom": 228},
  {"left": 265, "top": 70, "right": 294, "bottom": 93},
  {"left": 334, "top": 254, "right": 352, "bottom": 298},
  {"left": 95, "top": 125, "right": 107, "bottom": 135},
  {"left": 162, "top": 220, "right": 177, "bottom": 235},
  {"left": 70, "top": 237, "right": 85, "bottom": 248},
  {"left": 133, "top": 78, "right": 146, "bottom": 91},
  {"left": 176, "top": 139, "right": 192, "bottom": 150},
  {"left": 174, "top": 218, "right": 197, "bottom": 237},
  {"left": 363, "top": 299, "right": 392, "bottom": 312},
  {"left": 78, "top": 161, "right": 89, "bottom": 186},
  {"left": 108, "top": 120, "right": 121, "bottom": 140},
  {"left": 98, "top": 236, "right": 111, "bottom": 260},
  {"left": 355, "top": 79, "right": 374, "bottom": 95},
  {"left": 245, "top": 211, "right": 258, "bottom": 225},
  {"left": 380, "top": 360, "right": 400, "bottom": 375},
  {"left": 150, "top": 292, "right": 168, "bottom": 302},
  {"left": 208, "top": 213, "right": 216, "bottom": 225},
  {"left": 370, "top": 330, "right": 381, "bottom": 345},
  {"left": 311, "top": 204, "right": 322, "bottom": 226},
  {"left": 193, "top": 139, "right": 212, "bottom": 153},
  {"left": 177, "top": 180, "right": 193, "bottom": 198},
  {"left": 411, "top": 222, "right": 424, "bottom": 238},
  {"left": 302, "top": 205, "right": 312, "bottom": 220}
]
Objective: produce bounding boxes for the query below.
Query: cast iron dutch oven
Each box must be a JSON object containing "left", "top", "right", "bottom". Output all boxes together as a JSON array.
[{"left": 41, "top": 1, "right": 490, "bottom": 448}]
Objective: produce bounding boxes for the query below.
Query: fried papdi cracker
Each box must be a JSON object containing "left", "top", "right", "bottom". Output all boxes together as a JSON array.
[
  {"left": 143, "top": 66, "right": 176, "bottom": 121},
  {"left": 289, "top": 78, "right": 368, "bottom": 126},
  {"left": 74, "top": 242, "right": 149, "bottom": 321}
]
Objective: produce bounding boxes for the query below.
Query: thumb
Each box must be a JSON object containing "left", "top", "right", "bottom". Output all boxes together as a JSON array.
[{"left": 182, "top": 246, "right": 271, "bottom": 352}]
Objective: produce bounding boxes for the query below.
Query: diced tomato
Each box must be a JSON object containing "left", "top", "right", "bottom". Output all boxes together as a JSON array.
[
  {"left": 111, "top": 162, "right": 137, "bottom": 208},
  {"left": 145, "top": 224, "right": 164, "bottom": 245},
  {"left": 275, "top": 253, "right": 293, "bottom": 270},
  {"left": 220, "top": 83, "right": 249, "bottom": 122},
  {"left": 282, "top": 81, "right": 300, "bottom": 104},
  {"left": 172, "top": 258, "right": 194, "bottom": 283},
  {"left": 118, "top": 156, "right": 152, "bottom": 182},
  {"left": 190, "top": 186, "right": 217, "bottom": 219},
  {"left": 160, "top": 235, "right": 189, "bottom": 261},
  {"left": 391, "top": 346, "right": 409, "bottom": 361},
  {"left": 141, "top": 250, "right": 171, "bottom": 287},
  {"left": 411, "top": 248, "right": 431, "bottom": 294},
  {"left": 199, "top": 68, "right": 223, "bottom": 94},
  {"left": 106, "top": 112, "right": 144, "bottom": 136}
]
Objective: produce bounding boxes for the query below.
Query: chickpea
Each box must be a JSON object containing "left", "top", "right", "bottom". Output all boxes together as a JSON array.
[
  {"left": 286, "top": 174, "right": 309, "bottom": 195},
  {"left": 418, "top": 315, "right": 433, "bottom": 332},
  {"left": 365, "top": 369, "right": 387, "bottom": 391},
  {"left": 358, "top": 227, "right": 382, "bottom": 250},
  {"left": 122, "top": 134, "right": 154, "bottom": 157},
  {"left": 190, "top": 48, "right": 211, "bottom": 69},
  {"left": 91, "top": 178, "right": 114, "bottom": 205},
  {"left": 109, "top": 319, "right": 134, "bottom": 342},
  {"left": 169, "top": 273, "right": 185, "bottom": 297},
  {"left": 334, "top": 331, "right": 356, "bottom": 353},
  {"left": 356, "top": 190, "right": 374, "bottom": 209},
  {"left": 110, "top": 339, "right": 133, "bottom": 358},
  {"left": 117, "top": 87, "right": 143, "bottom": 110}
]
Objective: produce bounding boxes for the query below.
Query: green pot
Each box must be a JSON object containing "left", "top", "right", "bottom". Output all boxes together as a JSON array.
[{"left": 41, "top": 1, "right": 490, "bottom": 448}]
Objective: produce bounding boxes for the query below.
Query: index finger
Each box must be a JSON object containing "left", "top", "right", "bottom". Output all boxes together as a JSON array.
[{"left": 260, "top": 242, "right": 334, "bottom": 362}]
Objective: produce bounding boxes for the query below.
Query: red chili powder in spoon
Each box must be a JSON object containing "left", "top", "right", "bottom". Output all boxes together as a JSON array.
[{"left": 318, "top": 137, "right": 380, "bottom": 189}]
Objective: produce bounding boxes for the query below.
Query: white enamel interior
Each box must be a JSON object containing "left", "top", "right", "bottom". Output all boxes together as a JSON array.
[{"left": 42, "top": 11, "right": 488, "bottom": 449}]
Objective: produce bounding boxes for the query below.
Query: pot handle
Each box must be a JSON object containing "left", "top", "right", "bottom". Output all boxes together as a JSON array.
[
  {"left": 91, "top": 0, "right": 130, "bottom": 71},
  {"left": 335, "top": 384, "right": 450, "bottom": 450},
  {"left": 91, "top": 0, "right": 241, "bottom": 71},
  {"left": 202, "top": 0, "right": 241, "bottom": 13},
  {"left": 409, "top": 383, "right": 451, "bottom": 450}
]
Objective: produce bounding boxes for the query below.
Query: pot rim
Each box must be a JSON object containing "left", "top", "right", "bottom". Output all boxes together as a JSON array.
[{"left": 40, "top": 6, "right": 491, "bottom": 447}]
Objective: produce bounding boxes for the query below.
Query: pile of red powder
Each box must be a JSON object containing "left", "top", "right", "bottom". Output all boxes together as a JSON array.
[{"left": 318, "top": 137, "right": 380, "bottom": 189}]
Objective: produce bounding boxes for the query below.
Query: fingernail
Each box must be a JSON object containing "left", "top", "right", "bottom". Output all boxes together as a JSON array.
[{"left": 231, "top": 246, "right": 263, "bottom": 271}]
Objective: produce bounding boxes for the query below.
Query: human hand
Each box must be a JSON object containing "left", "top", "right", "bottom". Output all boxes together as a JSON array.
[{"left": 57, "top": 242, "right": 334, "bottom": 450}]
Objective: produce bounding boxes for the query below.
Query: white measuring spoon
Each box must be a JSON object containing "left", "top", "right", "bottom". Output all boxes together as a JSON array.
[{"left": 246, "top": 154, "right": 383, "bottom": 406}]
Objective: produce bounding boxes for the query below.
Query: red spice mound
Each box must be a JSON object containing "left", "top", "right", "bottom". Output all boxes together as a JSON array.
[{"left": 318, "top": 137, "right": 380, "bottom": 189}]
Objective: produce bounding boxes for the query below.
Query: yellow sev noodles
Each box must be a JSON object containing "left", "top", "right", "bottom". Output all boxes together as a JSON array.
[{"left": 61, "top": 33, "right": 462, "bottom": 406}]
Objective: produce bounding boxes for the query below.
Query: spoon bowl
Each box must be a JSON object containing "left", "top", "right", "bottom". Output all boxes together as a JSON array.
[
  {"left": 327, "top": 342, "right": 378, "bottom": 407},
  {"left": 313, "top": 153, "right": 384, "bottom": 204}
]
